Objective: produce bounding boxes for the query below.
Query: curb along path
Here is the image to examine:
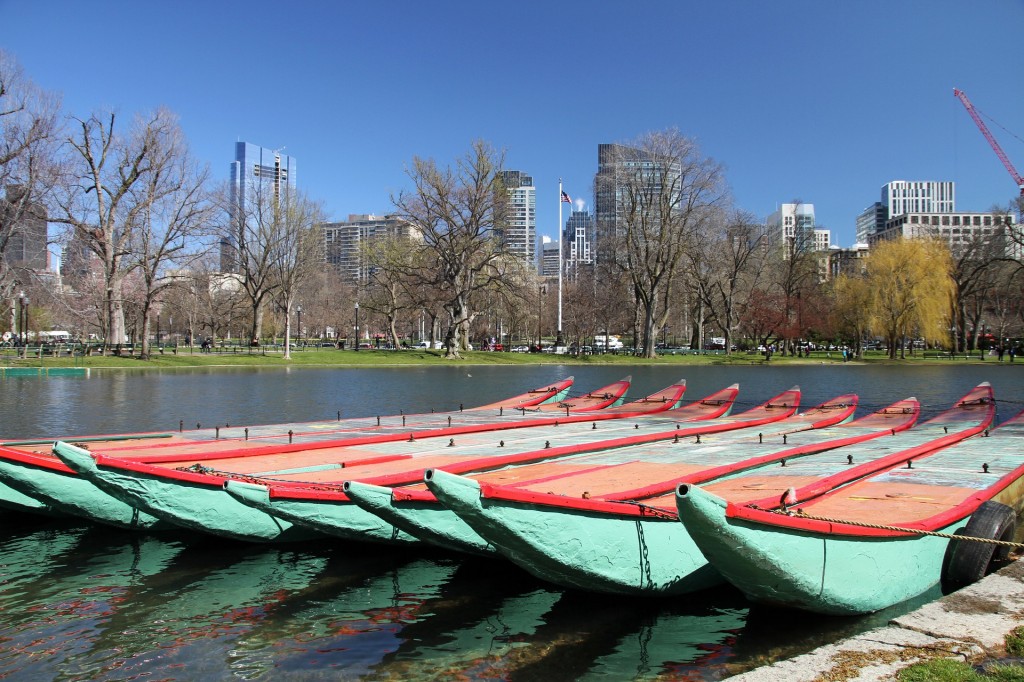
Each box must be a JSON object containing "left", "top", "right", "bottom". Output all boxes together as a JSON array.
[{"left": 728, "top": 560, "right": 1024, "bottom": 681}]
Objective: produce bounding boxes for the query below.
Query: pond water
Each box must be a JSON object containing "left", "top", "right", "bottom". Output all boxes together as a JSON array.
[{"left": 0, "top": 363, "right": 1021, "bottom": 680}]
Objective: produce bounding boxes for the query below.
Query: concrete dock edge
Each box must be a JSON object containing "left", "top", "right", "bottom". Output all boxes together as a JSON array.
[{"left": 726, "top": 560, "right": 1024, "bottom": 681}]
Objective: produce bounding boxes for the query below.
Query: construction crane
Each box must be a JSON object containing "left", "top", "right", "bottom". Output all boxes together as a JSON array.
[{"left": 953, "top": 88, "right": 1024, "bottom": 197}]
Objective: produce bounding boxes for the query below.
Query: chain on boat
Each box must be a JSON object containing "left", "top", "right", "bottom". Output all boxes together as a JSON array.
[
  {"left": 175, "top": 464, "right": 345, "bottom": 491},
  {"left": 768, "top": 509, "right": 1024, "bottom": 549}
]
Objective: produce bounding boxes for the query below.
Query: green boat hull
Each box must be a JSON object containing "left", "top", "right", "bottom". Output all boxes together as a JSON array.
[
  {"left": 676, "top": 484, "right": 965, "bottom": 615},
  {"left": 0, "top": 455, "right": 169, "bottom": 530},
  {"left": 343, "top": 481, "right": 496, "bottom": 556},
  {"left": 224, "top": 479, "right": 420, "bottom": 545},
  {"left": 426, "top": 469, "right": 722, "bottom": 595},
  {"left": 53, "top": 441, "right": 320, "bottom": 543},
  {"left": 0, "top": 478, "right": 59, "bottom": 516}
]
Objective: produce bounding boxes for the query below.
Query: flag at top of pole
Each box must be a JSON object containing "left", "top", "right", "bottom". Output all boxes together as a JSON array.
[{"left": 555, "top": 181, "right": 569, "bottom": 352}]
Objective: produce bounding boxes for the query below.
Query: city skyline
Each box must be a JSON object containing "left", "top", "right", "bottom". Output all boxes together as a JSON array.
[{"left": 3, "top": 1, "right": 1022, "bottom": 248}]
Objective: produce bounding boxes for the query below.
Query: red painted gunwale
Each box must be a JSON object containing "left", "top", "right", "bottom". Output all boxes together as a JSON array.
[
  {"left": 731, "top": 383, "right": 995, "bottom": 517},
  {"left": 459, "top": 397, "right": 922, "bottom": 518},
  {"left": 387, "top": 388, "right": 819, "bottom": 509},
  {"left": 219, "top": 385, "right": 745, "bottom": 503},
  {"left": 0, "top": 446, "right": 76, "bottom": 473},
  {"left": 67, "top": 380, "right": 696, "bottom": 492},
  {"left": 722, "top": 391, "right": 1008, "bottom": 538},
  {"left": 80, "top": 378, "right": 682, "bottom": 464}
]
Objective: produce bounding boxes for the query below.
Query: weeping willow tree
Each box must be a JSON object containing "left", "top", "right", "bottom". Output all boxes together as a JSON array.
[{"left": 867, "top": 238, "right": 954, "bottom": 359}]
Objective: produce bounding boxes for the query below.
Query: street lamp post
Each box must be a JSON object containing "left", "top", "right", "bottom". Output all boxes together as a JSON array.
[
  {"left": 296, "top": 305, "right": 302, "bottom": 347},
  {"left": 17, "top": 291, "right": 25, "bottom": 345},
  {"left": 354, "top": 302, "right": 360, "bottom": 351},
  {"left": 19, "top": 292, "right": 29, "bottom": 356}
]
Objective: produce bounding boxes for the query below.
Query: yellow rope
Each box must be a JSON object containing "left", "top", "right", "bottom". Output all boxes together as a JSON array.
[{"left": 774, "top": 509, "right": 1024, "bottom": 549}]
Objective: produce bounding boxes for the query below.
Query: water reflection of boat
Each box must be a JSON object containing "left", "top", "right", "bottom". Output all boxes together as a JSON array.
[
  {"left": 68, "top": 542, "right": 332, "bottom": 681},
  {"left": 721, "top": 585, "right": 942, "bottom": 676},
  {"left": 263, "top": 557, "right": 463, "bottom": 678},
  {"left": 0, "top": 524, "right": 90, "bottom": 601},
  {"left": 0, "top": 530, "right": 184, "bottom": 680}
]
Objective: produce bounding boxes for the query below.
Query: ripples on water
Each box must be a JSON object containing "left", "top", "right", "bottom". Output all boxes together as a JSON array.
[
  {"left": 0, "top": 518, "right": 938, "bottom": 681},
  {"left": 0, "top": 364, "right": 1020, "bottom": 680}
]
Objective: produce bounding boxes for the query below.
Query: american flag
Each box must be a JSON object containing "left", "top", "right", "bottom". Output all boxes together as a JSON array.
[{"left": 560, "top": 190, "right": 572, "bottom": 203}]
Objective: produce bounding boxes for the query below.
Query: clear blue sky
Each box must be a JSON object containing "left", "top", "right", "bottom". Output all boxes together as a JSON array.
[{"left": 3, "top": 0, "right": 1022, "bottom": 247}]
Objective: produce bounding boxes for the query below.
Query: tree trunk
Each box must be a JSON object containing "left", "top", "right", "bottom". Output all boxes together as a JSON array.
[{"left": 139, "top": 300, "right": 153, "bottom": 360}]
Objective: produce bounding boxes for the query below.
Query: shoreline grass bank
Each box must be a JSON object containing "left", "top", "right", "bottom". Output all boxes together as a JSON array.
[{"left": 2, "top": 347, "right": 1021, "bottom": 370}]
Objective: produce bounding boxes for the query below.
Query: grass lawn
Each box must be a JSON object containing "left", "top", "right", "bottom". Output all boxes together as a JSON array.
[{"left": 0, "top": 346, "right": 1017, "bottom": 370}]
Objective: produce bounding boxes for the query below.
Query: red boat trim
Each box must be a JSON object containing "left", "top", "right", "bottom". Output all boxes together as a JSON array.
[
  {"left": 347, "top": 388, "right": 792, "bottom": 488},
  {"left": 507, "top": 460, "right": 636, "bottom": 489},
  {"left": 600, "top": 400, "right": 916, "bottom": 501},
  {"left": 93, "top": 453, "right": 225, "bottom": 486},
  {"left": 0, "top": 446, "right": 76, "bottom": 473},
  {"left": 114, "top": 382, "right": 682, "bottom": 464},
  {"left": 727, "top": 406, "right": 1022, "bottom": 538},
  {"left": 68, "top": 385, "right": 726, "bottom": 501},
  {"left": 476, "top": 481, "right": 669, "bottom": 518},
  {"left": 739, "top": 385, "right": 994, "bottom": 512},
  {"left": 267, "top": 485, "right": 350, "bottom": 502},
  {"left": 391, "top": 488, "right": 436, "bottom": 503}
]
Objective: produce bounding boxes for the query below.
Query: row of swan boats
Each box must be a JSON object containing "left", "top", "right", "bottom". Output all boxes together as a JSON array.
[{"left": 1, "top": 375, "right": 1021, "bottom": 616}]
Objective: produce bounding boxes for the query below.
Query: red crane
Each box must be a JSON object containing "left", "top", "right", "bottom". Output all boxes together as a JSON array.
[{"left": 953, "top": 88, "right": 1024, "bottom": 197}]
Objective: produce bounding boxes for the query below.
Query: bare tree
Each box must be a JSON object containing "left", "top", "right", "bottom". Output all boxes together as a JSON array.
[
  {"left": 267, "top": 190, "right": 325, "bottom": 359},
  {"left": 391, "top": 141, "right": 511, "bottom": 359},
  {"left": 764, "top": 200, "right": 822, "bottom": 355},
  {"left": 127, "top": 118, "right": 215, "bottom": 359},
  {"left": 52, "top": 108, "right": 182, "bottom": 348},
  {"left": 601, "top": 130, "right": 728, "bottom": 358},
  {"left": 698, "top": 210, "right": 766, "bottom": 354},
  {"left": 0, "top": 51, "right": 61, "bottom": 331},
  {"left": 362, "top": 232, "right": 423, "bottom": 348},
  {"left": 220, "top": 169, "right": 303, "bottom": 346}
]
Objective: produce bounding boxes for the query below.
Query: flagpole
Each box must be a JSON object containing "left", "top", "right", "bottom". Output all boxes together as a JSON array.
[{"left": 556, "top": 179, "right": 564, "bottom": 352}]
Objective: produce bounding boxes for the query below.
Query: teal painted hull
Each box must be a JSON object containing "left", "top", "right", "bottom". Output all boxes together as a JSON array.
[
  {"left": 426, "top": 469, "right": 722, "bottom": 595},
  {"left": 0, "top": 478, "right": 58, "bottom": 515},
  {"left": 0, "top": 455, "right": 169, "bottom": 530},
  {"left": 224, "top": 480, "right": 420, "bottom": 545},
  {"left": 343, "top": 481, "right": 496, "bottom": 556},
  {"left": 53, "top": 441, "right": 320, "bottom": 543},
  {"left": 675, "top": 484, "right": 964, "bottom": 615}
]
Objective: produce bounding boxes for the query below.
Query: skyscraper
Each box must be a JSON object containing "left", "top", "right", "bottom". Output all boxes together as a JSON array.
[
  {"left": 857, "top": 181, "right": 955, "bottom": 243},
  {"left": 498, "top": 170, "right": 536, "bottom": 266},
  {"left": 594, "top": 143, "right": 680, "bottom": 263},
  {"left": 766, "top": 203, "right": 816, "bottom": 258},
  {"left": 563, "top": 206, "right": 594, "bottom": 280},
  {"left": 1, "top": 185, "right": 48, "bottom": 272},
  {"left": 322, "top": 214, "right": 420, "bottom": 284},
  {"left": 222, "top": 142, "right": 297, "bottom": 272}
]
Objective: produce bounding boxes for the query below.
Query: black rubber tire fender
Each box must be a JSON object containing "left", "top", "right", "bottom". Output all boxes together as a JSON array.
[{"left": 941, "top": 500, "right": 1017, "bottom": 593}]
